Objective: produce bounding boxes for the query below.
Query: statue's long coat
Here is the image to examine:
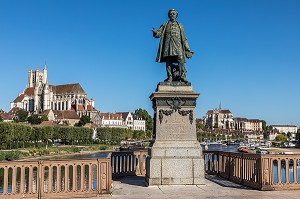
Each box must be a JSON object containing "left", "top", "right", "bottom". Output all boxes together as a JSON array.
[{"left": 154, "top": 21, "right": 190, "bottom": 63}]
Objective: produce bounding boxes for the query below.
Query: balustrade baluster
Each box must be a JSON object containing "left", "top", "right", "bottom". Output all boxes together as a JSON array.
[
  {"left": 64, "top": 164, "right": 69, "bottom": 192},
  {"left": 88, "top": 164, "right": 92, "bottom": 191},
  {"left": 293, "top": 158, "right": 297, "bottom": 184},
  {"left": 19, "top": 166, "right": 24, "bottom": 194},
  {"left": 57, "top": 165, "right": 61, "bottom": 192},
  {"left": 80, "top": 164, "right": 84, "bottom": 191},
  {"left": 72, "top": 164, "right": 76, "bottom": 192},
  {"left": 28, "top": 166, "right": 33, "bottom": 193},
  {"left": 48, "top": 165, "right": 53, "bottom": 193},
  {"left": 12, "top": 166, "right": 16, "bottom": 194},
  {"left": 286, "top": 159, "right": 289, "bottom": 184},
  {"left": 3, "top": 167, "right": 8, "bottom": 195}
]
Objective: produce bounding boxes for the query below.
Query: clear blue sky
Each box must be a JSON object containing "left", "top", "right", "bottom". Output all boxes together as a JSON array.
[{"left": 0, "top": 0, "right": 299, "bottom": 126}]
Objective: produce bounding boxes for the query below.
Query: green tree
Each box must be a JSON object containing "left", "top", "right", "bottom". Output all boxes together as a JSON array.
[
  {"left": 0, "top": 115, "right": 3, "bottom": 122},
  {"left": 41, "top": 115, "right": 49, "bottom": 122},
  {"left": 287, "top": 132, "right": 292, "bottom": 141},
  {"left": 296, "top": 128, "right": 300, "bottom": 143},
  {"left": 75, "top": 115, "right": 91, "bottom": 127},
  {"left": 275, "top": 134, "right": 288, "bottom": 142},
  {"left": 28, "top": 114, "right": 42, "bottom": 124},
  {"left": 196, "top": 123, "right": 205, "bottom": 130},
  {"left": 263, "top": 132, "right": 269, "bottom": 140},
  {"left": 261, "top": 120, "right": 267, "bottom": 131},
  {"left": 14, "top": 109, "right": 28, "bottom": 122}
]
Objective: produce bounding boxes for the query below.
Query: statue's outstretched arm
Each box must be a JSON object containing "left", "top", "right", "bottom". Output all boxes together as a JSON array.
[{"left": 152, "top": 24, "right": 164, "bottom": 38}]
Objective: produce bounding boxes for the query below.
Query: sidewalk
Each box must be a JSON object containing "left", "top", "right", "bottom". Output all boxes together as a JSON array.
[{"left": 95, "top": 175, "right": 300, "bottom": 199}]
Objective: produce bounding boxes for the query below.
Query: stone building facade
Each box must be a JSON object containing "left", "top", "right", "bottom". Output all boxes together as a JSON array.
[
  {"left": 204, "top": 109, "right": 235, "bottom": 130},
  {"left": 204, "top": 108, "right": 263, "bottom": 133},
  {"left": 10, "top": 66, "right": 97, "bottom": 121},
  {"left": 234, "top": 118, "right": 263, "bottom": 133}
]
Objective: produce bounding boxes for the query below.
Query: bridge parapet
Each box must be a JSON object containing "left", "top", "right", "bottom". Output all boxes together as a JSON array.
[{"left": 203, "top": 150, "right": 300, "bottom": 190}]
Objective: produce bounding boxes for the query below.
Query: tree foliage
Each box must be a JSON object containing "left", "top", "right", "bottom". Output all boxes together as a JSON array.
[
  {"left": 196, "top": 123, "right": 206, "bottom": 130},
  {"left": 75, "top": 115, "right": 91, "bottom": 127},
  {"left": 134, "top": 108, "right": 153, "bottom": 132},
  {"left": 14, "top": 109, "right": 28, "bottom": 122},
  {"left": 97, "top": 127, "right": 149, "bottom": 145},
  {"left": 261, "top": 120, "right": 267, "bottom": 131},
  {"left": 275, "top": 134, "right": 288, "bottom": 142},
  {"left": 28, "top": 114, "right": 42, "bottom": 124},
  {"left": 296, "top": 129, "right": 300, "bottom": 143},
  {"left": 0, "top": 122, "right": 93, "bottom": 149}
]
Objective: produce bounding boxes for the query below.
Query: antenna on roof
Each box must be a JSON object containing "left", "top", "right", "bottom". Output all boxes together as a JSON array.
[{"left": 219, "top": 101, "right": 222, "bottom": 110}]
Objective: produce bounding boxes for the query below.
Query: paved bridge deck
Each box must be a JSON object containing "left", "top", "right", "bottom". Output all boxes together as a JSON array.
[{"left": 94, "top": 175, "right": 300, "bottom": 199}]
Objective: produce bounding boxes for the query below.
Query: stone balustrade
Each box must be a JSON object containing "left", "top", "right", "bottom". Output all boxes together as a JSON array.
[
  {"left": 0, "top": 158, "right": 111, "bottom": 198},
  {"left": 111, "top": 151, "right": 147, "bottom": 178},
  {"left": 203, "top": 150, "right": 300, "bottom": 190}
]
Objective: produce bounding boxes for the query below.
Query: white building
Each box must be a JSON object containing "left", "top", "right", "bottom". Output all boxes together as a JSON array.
[
  {"left": 271, "top": 125, "right": 298, "bottom": 140},
  {"left": 99, "top": 112, "right": 145, "bottom": 131},
  {"left": 99, "top": 113, "right": 125, "bottom": 128},
  {"left": 271, "top": 125, "right": 298, "bottom": 134},
  {"left": 234, "top": 118, "right": 263, "bottom": 133},
  {"left": 133, "top": 118, "right": 146, "bottom": 131}
]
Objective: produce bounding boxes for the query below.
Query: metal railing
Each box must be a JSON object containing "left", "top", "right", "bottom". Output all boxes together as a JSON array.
[
  {"left": 203, "top": 150, "right": 300, "bottom": 190},
  {"left": 0, "top": 158, "right": 111, "bottom": 198}
]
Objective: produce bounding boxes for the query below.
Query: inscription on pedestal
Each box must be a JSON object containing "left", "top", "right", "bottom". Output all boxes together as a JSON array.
[{"left": 158, "top": 111, "right": 195, "bottom": 140}]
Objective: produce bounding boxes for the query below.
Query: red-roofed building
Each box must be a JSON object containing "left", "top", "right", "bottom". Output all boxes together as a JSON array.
[
  {"left": 0, "top": 109, "right": 14, "bottom": 122},
  {"left": 10, "top": 66, "right": 98, "bottom": 122}
]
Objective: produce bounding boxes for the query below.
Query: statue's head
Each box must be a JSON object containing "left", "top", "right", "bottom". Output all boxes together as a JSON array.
[{"left": 168, "top": 9, "right": 178, "bottom": 20}]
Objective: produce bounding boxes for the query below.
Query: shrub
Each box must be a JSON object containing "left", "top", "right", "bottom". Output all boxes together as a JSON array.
[{"left": 0, "top": 151, "right": 21, "bottom": 161}]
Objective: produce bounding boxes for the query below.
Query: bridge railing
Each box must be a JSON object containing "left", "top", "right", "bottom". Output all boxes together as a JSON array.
[
  {"left": 203, "top": 150, "right": 300, "bottom": 190},
  {"left": 111, "top": 150, "right": 147, "bottom": 178},
  {"left": 0, "top": 157, "right": 111, "bottom": 199}
]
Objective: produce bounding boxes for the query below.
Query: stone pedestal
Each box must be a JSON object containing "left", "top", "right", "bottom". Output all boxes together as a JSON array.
[{"left": 146, "top": 82, "right": 205, "bottom": 185}]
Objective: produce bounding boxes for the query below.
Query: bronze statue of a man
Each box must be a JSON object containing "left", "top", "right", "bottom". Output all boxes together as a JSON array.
[{"left": 152, "top": 9, "right": 193, "bottom": 83}]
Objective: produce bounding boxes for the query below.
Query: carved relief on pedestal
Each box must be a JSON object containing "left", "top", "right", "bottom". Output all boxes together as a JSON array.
[{"left": 158, "top": 97, "right": 194, "bottom": 124}]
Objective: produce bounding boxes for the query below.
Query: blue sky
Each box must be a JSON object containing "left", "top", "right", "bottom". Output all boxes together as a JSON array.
[{"left": 0, "top": 0, "right": 299, "bottom": 126}]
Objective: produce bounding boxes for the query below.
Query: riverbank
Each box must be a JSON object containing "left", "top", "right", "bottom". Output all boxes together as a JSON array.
[
  {"left": 15, "top": 148, "right": 114, "bottom": 161},
  {"left": 0, "top": 144, "right": 119, "bottom": 162}
]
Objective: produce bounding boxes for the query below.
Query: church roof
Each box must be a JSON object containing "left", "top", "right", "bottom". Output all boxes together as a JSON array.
[
  {"left": 24, "top": 87, "right": 34, "bottom": 96},
  {"left": 206, "top": 109, "right": 232, "bottom": 114},
  {"left": 50, "top": 83, "right": 86, "bottom": 95},
  {"left": 87, "top": 105, "right": 96, "bottom": 111},
  {"left": 53, "top": 110, "right": 80, "bottom": 120},
  {"left": 13, "top": 94, "right": 25, "bottom": 103}
]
